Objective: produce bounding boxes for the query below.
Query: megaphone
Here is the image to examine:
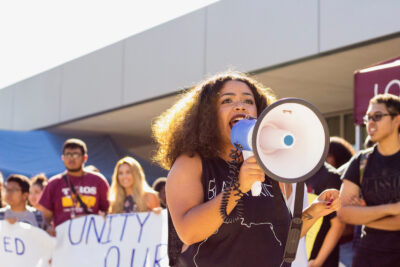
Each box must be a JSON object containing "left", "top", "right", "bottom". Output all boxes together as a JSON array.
[{"left": 230, "top": 98, "right": 329, "bottom": 196}]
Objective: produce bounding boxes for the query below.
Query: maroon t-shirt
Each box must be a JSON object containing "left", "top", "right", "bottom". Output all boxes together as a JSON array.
[{"left": 39, "top": 171, "right": 109, "bottom": 227}]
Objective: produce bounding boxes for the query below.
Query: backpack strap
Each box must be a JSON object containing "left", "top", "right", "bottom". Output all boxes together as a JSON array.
[
  {"left": 63, "top": 174, "right": 90, "bottom": 214},
  {"left": 359, "top": 146, "right": 374, "bottom": 186}
]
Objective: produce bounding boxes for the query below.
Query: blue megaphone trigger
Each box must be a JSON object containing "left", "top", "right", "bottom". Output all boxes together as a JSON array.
[{"left": 230, "top": 118, "right": 257, "bottom": 151}]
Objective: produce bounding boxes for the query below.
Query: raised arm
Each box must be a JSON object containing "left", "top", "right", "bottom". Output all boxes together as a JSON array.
[
  {"left": 337, "top": 179, "right": 400, "bottom": 225},
  {"left": 301, "top": 189, "right": 340, "bottom": 237}
]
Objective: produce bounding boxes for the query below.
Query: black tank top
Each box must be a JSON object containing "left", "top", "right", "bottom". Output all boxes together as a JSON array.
[{"left": 174, "top": 157, "right": 291, "bottom": 267}]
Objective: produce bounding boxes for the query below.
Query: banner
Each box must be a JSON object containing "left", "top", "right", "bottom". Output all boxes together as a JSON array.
[
  {"left": 353, "top": 57, "right": 400, "bottom": 125},
  {"left": 0, "top": 220, "right": 55, "bottom": 267},
  {"left": 52, "top": 210, "right": 169, "bottom": 267}
]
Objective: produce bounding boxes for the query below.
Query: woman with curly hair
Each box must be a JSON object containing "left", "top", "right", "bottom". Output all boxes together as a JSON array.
[
  {"left": 153, "top": 71, "right": 340, "bottom": 267},
  {"left": 108, "top": 156, "right": 160, "bottom": 214}
]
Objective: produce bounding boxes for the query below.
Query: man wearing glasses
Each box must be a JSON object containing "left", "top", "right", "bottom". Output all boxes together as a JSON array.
[
  {"left": 0, "top": 174, "right": 44, "bottom": 228},
  {"left": 338, "top": 94, "right": 400, "bottom": 267},
  {"left": 38, "top": 139, "right": 109, "bottom": 231}
]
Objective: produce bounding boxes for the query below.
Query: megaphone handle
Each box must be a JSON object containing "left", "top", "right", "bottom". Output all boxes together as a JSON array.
[{"left": 242, "top": 150, "right": 262, "bottom": 196}]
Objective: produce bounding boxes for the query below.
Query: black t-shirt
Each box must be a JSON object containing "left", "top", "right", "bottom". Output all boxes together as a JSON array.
[
  {"left": 306, "top": 163, "right": 341, "bottom": 267},
  {"left": 176, "top": 157, "right": 291, "bottom": 267},
  {"left": 343, "top": 146, "right": 400, "bottom": 252}
]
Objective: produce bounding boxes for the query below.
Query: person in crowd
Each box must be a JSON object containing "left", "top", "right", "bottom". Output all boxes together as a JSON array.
[
  {"left": 306, "top": 136, "right": 354, "bottom": 267},
  {"left": 326, "top": 136, "right": 355, "bottom": 169},
  {"left": 326, "top": 137, "right": 356, "bottom": 267},
  {"left": 152, "top": 177, "right": 167, "bottom": 208},
  {"left": 349, "top": 134, "right": 377, "bottom": 257},
  {"left": 108, "top": 156, "right": 160, "bottom": 214},
  {"left": 152, "top": 71, "right": 340, "bottom": 267},
  {"left": 0, "top": 174, "right": 44, "bottom": 228},
  {"left": 37, "top": 138, "right": 109, "bottom": 229},
  {"left": 29, "top": 173, "right": 48, "bottom": 209},
  {"left": 85, "top": 165, "right": 100, "bottom": 173},
  {"left": 339, "top": 93, "right": 400, "bottom": 267},
  {"left": 0, "top": 171, "right": 4, "bottom": 208}
]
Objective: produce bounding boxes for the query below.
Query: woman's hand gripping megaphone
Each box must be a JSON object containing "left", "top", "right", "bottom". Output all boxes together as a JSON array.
[
  {"left": 230, "top": 118, "right": 265, "bottom": 196},
  {"left": 238, "top": 153, "right": 265, "bottom": 195}
]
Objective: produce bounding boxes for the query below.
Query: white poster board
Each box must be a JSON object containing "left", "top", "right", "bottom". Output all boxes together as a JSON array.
[
  {"left": 52, "top": 210, "right": 169, "bottom": 267},
  {"left": 0, "top": 220, "right": 55, "bottom": 267}
]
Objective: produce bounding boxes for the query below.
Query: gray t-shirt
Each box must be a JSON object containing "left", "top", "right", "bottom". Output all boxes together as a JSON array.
[{"left": 0, "top": 205, "right": 42, "bottom": 227}]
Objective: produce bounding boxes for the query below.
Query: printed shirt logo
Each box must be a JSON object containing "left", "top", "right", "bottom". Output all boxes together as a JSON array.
[{"left": 61, "top": 186, "right": 97, "bottom": 208}]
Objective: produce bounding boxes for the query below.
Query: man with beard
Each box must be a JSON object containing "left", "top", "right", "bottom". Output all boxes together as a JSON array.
[{"left": 38, "top": 139, "right": 109, "bottom": 229}]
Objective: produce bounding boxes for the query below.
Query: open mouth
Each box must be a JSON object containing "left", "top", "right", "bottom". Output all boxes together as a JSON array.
[
  {"left": 368, "top": 127, "right": 377, "bottom": 135},
  {"left": 229, "top": 114, "right": 247, "bottom": 129}
]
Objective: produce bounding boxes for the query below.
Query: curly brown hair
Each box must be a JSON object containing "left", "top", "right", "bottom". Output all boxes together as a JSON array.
[{"left": 152, "top": 71, "right": 276, "bottom": 170}]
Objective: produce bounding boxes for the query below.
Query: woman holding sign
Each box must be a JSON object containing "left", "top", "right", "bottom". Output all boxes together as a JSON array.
[
  {"left": 108, "top": 157, "right": 160, "bottom": 214},
  {"left": 152, "top": 71, "right": 340, "bottom": 267}
]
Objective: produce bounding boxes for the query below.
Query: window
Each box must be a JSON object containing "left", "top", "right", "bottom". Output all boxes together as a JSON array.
[{"left": 325, "top": 111, "right": 355, "bottom": 145}]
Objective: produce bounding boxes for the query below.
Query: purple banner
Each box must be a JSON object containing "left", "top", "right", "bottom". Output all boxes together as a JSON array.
[{"left": 354, "top": 57, "right": 400, "bottom": 125}]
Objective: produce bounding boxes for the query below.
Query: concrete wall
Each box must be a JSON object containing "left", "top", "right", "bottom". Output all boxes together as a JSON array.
[{"left": 1, "top": 0, "right": 399, "bottom": 130}]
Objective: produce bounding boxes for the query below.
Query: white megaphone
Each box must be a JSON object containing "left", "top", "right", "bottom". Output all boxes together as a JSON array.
[{"left": 230, "top": 98, "right": 329, "bottom": 196}]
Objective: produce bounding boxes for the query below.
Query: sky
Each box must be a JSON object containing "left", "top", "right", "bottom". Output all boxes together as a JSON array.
[{"left": 0, "top": 0, "right": 218, "bottom": 90}]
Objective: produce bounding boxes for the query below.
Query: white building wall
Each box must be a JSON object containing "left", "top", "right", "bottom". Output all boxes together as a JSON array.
[
  {"left": 0, "top": 87, "right": 14, "bottom": 129},
  {"left": 206, "top": 0, "right": 319, "bottom": 73},
  {"left": 123, "top": 8, "right": 206, "bottom": 104},
  {"left": 60, "top": 42, "right": 124, "bottom": 122},
  {"left": 13, "top": 68, "right": 62, "bottom": 129},
  {"left": 320, "top": 0, "right": 400, "bottom": 52},
  {"left": 1, "top": 0, "right": 399, "bottom": 130}
]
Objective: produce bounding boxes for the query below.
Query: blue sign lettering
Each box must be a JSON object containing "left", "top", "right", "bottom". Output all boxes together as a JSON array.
[
  {"left": 68, "top": 216, "right": 88, "bottom": 245},
  {"left": 3, "top": 236, "right": 12, "bottom": 253},
  {"left": 135, "top": 213, "right": 151, "bottom": 243},
  {"left": 15, "top": 237, "right": 25, "bottom": 255},
  {"left": 104, "top": 246, "right": 120, "bottom": 267}
]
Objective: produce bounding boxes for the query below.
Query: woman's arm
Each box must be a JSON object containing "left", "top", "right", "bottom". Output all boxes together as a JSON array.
[
  {"left": 309, "top": 217, "right": 345, "bottom": 267},
  {"left": 145, "top": 191, "right": 161, "bottom": 212},
  {"left": 364, "top": 214, "right": 400, "bottom": 230},
  {"left": 338, "top": 180, "right": 400, "bottom": 225},
  {"left": 167, "top": 154, "right": 264, "bottom": 245},
  {"left": 301, "top": 189, "right": 340, "bottom": 237}
]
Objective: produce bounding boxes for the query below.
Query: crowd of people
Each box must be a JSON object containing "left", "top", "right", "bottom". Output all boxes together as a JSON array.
[
  {"left": 1, "top": 71, "right": 399, "bottom": 267},
  {"left": 0, "top": 138, "right": 167, "bottom": 235}
]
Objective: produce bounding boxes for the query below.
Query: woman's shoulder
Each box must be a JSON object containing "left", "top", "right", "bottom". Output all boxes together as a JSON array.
[
  {"left": 172, "top": 153, "right": 202, "bottom": 172},
  {"left": 167, "top": 153, "right": 204, "bottom": 190}
]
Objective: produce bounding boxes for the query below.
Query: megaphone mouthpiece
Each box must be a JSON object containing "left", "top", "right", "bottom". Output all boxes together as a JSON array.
[{"left": 258, "top": 125, "right": 295, "bottom": 153}]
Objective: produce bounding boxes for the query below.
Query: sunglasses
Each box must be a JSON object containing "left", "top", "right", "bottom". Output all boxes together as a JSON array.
[{"left": 363, "top": 113, "right": 397, "bottom": 124}]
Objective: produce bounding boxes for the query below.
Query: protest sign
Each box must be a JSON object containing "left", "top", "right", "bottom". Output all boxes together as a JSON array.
[
  {"left": 52, "top": 210, "right": 168, "bottom": 267},
  {"left": 0, "top": 220, "right": 55, "bottom": 267}
]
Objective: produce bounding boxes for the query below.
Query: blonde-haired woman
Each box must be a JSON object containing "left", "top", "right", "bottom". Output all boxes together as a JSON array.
[{"left": 109, "top": 156, "right": 160, "bottom": 214}]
